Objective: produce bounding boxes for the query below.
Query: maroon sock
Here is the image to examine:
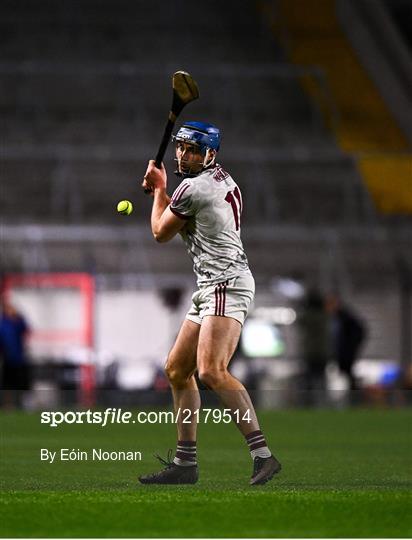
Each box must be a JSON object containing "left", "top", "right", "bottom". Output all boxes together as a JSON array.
[
  {"left": 173, "top": 440, "right": 197, "bottom": 466},
  {"left": 245, "top": 430, "right": 271, "bottom": 459}
]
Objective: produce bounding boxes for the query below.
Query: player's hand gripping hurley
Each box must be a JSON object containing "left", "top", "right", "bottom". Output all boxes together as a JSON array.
[{"left": 143, "top": 71, "right": 199, "bottom": 194}]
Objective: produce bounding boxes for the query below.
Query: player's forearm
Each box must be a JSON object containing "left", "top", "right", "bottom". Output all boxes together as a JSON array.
[{"left": 151, "top": 188, "right": 171, "bottom": 239}]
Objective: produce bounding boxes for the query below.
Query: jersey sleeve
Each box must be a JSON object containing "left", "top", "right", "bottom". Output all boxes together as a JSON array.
[{"left": 169, "top": 181, "right": 197, "bottom": 220}]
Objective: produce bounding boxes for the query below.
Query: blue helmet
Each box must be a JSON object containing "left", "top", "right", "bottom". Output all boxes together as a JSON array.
[{"left": 174, "top": 121, "right": 221, "bottom": 153}]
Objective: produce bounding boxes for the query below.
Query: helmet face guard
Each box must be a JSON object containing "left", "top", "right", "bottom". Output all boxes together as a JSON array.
[{"left": 173, "top": 142, "right": 210, "bottom": 176}]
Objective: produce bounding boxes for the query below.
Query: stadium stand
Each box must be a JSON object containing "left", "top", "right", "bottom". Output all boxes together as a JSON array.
[
  {"left": 268, "top": 0, "right": 412, "bottom": 216},
  {"left": 1, "top": 0, "right": 366, "bottom": 226}
]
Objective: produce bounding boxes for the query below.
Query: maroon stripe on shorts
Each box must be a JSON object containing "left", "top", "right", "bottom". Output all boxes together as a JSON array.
[
  {"left": 216, "top": 282, "right": 222, "bottom": 316},
  {"left": 214, "top": 280, "right": 229, "bottom": 316},
  {"left": 223, "top": 280, "right": 229, "bottom": 315}
]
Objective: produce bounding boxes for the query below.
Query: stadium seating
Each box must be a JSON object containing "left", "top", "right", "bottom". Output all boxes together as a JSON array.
[
  {"left": 1, "top": 0, "right": 368, "bottom": 228},
  {"left": 271, "top": 0, "right": 412, "bottom": 216}
]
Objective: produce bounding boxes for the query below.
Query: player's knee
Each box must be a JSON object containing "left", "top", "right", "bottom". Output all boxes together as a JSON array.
[
  {"left": 165, "top": 359, "right": 186, "bottom": 387},
  {"left": 164, "top": 364, "right": 180, "bottom": 385},
  {"left": 198, "top": 366, "right": 227, "bottom": 389}
]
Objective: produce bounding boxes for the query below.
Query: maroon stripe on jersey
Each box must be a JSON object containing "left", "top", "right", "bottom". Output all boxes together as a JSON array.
[
  {"left": 234, "top": 186, "right": 243, "bottom": 214},
  {"left": 171, "top": 183, "right": 187, "bottom": 203},
  {"left": 172, "top": 183, "right": 190, "bottom": 204},
  {"left": 169, "top": 207, "right": 191, "bottom": 220},
  {"left": 214, "top": 285, "right": 219, "bottom": 315}
]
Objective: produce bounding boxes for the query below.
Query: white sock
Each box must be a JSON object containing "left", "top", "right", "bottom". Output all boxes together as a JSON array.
[{"left": 245, "top": 430, "right": 272, "bottom": 460}]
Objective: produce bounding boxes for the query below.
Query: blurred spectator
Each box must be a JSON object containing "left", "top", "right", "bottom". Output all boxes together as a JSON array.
[
  {"left": 400, "top": 363, "right": 412, "bottom": 406},
  {"left": 297, "top": 289, "right": 330, "bottom": 407},
  {"left": 326, "top": 295, "right": 367, "bottom": 398},
  {"left": 0, "top": 298, "right": 31, "bottom": 409}
]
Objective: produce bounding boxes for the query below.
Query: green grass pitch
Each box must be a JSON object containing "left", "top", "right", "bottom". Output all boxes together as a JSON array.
[{"left": 0, "top": 408, "right": 411, "bottom": 537}]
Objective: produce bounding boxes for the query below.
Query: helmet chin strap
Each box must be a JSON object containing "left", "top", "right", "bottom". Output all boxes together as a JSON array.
[{"left": 202, "top": 148, "right": 216, "bottom": 169}]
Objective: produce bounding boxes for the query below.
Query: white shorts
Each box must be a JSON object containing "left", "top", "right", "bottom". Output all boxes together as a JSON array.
[{"left": 186, "top": 272, "right": 255, "bottom": 326}]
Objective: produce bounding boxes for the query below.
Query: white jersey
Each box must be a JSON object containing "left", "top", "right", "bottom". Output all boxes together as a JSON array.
[{"left": 169, "top": 164, "right": 251, "bottom": 285}]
